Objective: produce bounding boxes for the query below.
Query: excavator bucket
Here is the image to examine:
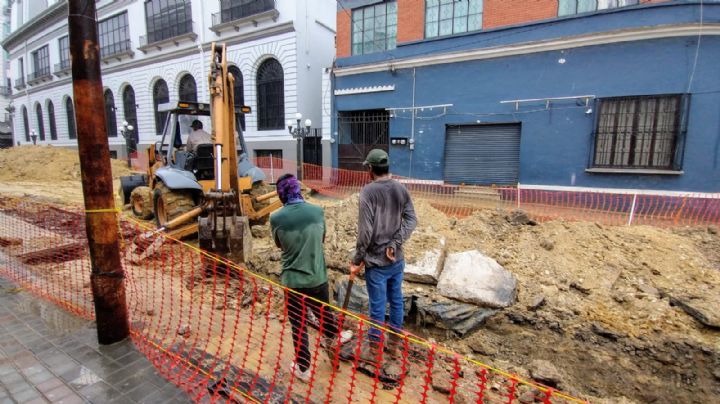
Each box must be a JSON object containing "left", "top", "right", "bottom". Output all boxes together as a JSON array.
[{"left": 198, "top": 215, "right": 251, "bottom": 266}]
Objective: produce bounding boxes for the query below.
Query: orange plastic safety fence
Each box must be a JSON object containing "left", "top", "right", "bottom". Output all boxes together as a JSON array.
[
  {"left": 0, "top": 197, "right": 592, "bottom": 403},
  {"left": 251, "top": 158, "right": 719, "bottom": 227}
]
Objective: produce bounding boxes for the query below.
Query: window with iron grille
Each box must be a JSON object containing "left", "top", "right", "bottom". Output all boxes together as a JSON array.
[
  {"left": 58, "top": 36, "right": 70, "bottom": 70},
  {"left": 123, "top": 86, "right": 139, "bottom": 142},
  {"left": 153, "top": 79, "right": 169, "bottom": 135},
  {"left": 22, "top": 106, "right": 29, "bottom": 142},
  {"left": 32, "top": 45, "right": 50, "bottom": 79},
  {"left": 98, "top": 12, "right": 130, "bottom": 57},
  {"left": 220, "top": 0, "right": 274, "bottom": 23},
  {"left": 426, "top": 0, "right": 483, "bottom": 39},
  {"left": 145, "top": 0, "right": 193, "bottom": 44},
  {"left": 35, "top": 103, "right": 45, "bottom": 141},
  {"left": 256, "top": 58, "right": 284, "bottom": 130},
  {"left": 178, "top": 74, "right": 197, "bottom": 102},
  {"left": 593, "top": 95, "right": 685, "bottom": 170},
  {"left": 228, "top": 65, "right": 246, "bottom": 131},
  {"left": 66, "top": 97, "right": 77, "bottom": 140},
  {"left": 255, "top": 149, "right": 282, "bottom": 168},
  {"left": 104, "top": 89, "right": 117, "bottom": 138},
  {"left": 351, "top": 1, "right": 397, "bottom": 55},
  {"left": 48, "top": 100, "right": 57, "bottom": 140},
  {"left": 558, "top": 0, "right": 638, "bottom": 16}
]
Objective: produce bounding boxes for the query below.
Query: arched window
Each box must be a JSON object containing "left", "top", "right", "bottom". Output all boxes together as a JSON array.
[
  {"left": 153, "top": 79, "right": 169, "bottom": 135},
  {"left": 256, "top": 58, "right": 284, "bottom": 130},
  {"left": 123, "top": 85, "right": 139, "bottom": 142},
  {"left": 66, "top": 97, "right": 77, "bottom": 140},
  {"left": 228, "top": 65, "right": 245, "bottom": 131},
  {"left": 104, "top": 89, "right": 117, "bottom": 138},
  {"left": 22, "top": 106, "right": 29, "bottom": 142},
  {"left": 35, "top": 103, "right": 45, "bottom": 141},
  {"left": 48, "top": 101, "right": 58, "bottom": 140},
  {"left": 178, "top": 74, "right": 197, "bottom": 102}
]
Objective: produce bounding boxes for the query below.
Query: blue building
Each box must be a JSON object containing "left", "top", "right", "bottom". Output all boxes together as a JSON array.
[{"left": 330, "top": 1, "right": 720, "bottom": 193}]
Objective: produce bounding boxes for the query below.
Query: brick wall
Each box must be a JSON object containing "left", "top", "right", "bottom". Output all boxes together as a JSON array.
[
  {"left": 336, "top": 10, "right": 351, "bottom": 58},
  {"left": 397, "top": 0, "right": 424, "bottom": 43},
  {"left": 483, "top": 0, "right": 557, "bottom": 29}
]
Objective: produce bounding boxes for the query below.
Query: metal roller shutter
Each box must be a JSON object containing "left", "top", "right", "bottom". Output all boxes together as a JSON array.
[{"left": 443, "top": 124, "right": 521, "bottom": 185}]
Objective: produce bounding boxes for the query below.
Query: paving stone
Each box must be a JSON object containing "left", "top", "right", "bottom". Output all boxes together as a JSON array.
[
  {"left": 126, "top": 380, "right": 162, "bottom": 402},
  {"left": 78, "top": 381, "right": 124, "bottom": 403},
  {"left": 13, "top": 387, "right": 43, "bottom": 402},
  {"left": 35, "top": 377, "right": 65, "bottom": 394},
  {"left": 27, "top": 369, "right": 55, "bottom": 385},
  {"left": 0, "top": 364, "right": 15, "bottom": 376},
  {"left": 7, "top": 380, "right": 33, "bottom": 395},
  {"left": 44, "top": 385, "right": 76, "bottom": 402},
  {"left": 54, "top": 393, "right": 86, "bottom": 404},
  {"left": 24, "top": 397, "right": 50, "bottom": 404}
]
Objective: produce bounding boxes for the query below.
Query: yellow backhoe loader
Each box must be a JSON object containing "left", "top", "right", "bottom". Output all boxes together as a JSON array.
[{"left": 119, "top": 42, "right": 281, "bottom": 263}]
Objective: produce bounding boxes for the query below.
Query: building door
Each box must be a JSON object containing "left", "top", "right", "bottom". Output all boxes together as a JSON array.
[
  {"left": 337, "top": 110, "right": 389, "bottom": 171},
  {"left": 443, "top": 123, "right": 521, "bottom": 185},
  {"left": 303, "top": 128, "right": 323, "bottom": 180}
]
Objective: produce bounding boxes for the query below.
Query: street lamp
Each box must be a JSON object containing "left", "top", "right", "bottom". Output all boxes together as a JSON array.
[
  {"left": 120, "top": 120, "right": 135, "bottom": 168},
  {"left": 30, "top": 130, "right": 37, "bottom": 145},
  {"left": 287, "top": 112, "right": 312, "bottom": 181}
]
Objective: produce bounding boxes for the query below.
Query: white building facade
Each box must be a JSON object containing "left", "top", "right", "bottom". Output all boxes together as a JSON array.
[{"left": 3, "top": 0, "right": 336, "bottom": 168}]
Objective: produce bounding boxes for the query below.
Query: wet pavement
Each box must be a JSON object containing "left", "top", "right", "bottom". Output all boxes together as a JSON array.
[{"left": 0, "top": 277, "right": 191, "bottom": 403}]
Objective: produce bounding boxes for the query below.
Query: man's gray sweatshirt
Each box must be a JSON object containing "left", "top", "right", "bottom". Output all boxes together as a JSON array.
[{"left": 352, "top": 178, "right": 417, "bottom": 268}]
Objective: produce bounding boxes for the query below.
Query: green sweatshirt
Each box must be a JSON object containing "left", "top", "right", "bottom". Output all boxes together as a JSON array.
[{"left": 269, "top": 202, "right": 327, "bottom": 289}]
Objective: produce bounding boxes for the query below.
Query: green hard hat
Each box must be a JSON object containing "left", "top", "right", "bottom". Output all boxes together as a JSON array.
[{"left": 363, "top": 149, "right": 389, "bottom": 167}]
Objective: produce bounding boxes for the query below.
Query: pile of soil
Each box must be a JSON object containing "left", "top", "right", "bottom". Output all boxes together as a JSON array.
[{"left": 0, "top": 145, "right": 132, "bottom": 181}]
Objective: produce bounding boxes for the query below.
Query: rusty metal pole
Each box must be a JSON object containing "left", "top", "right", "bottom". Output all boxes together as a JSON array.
[{"left": 68, "top": 0, "right": 129, "bottom": 344}]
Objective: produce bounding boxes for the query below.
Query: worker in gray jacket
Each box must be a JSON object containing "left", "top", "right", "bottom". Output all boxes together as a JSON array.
[{"left": 350, "top": 149, "right": 417, "bottom": 371}]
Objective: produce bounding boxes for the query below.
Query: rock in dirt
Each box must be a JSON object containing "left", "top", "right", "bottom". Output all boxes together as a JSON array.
[
  {"left": 668, "top": 294, "right": 720, "bottom": 329},
  {"left": 506, "top": 209, "right": 537, "bottom": 226},
  {"left": 528, "top": 359, "right": 563, "bottom": 388},
  {"left": 465, "top": 335, "right": 498, "bottom": 356},
  {"left": 436, "top": 250, "right": 517, "bottom": 308},
  {"left": 591, "top": 322, "right": 627, "bottom": 341},
  {"left": 404, "top": 237, "right": 446, "bottom": 284},
  {"left": 177, "top": 324, "right": 191, "bottom": 336},
  {"left": 413, "top": 295, "right": 497, "bottom": 337},
  {"left": 539, "top": 239, "right": 555, "bottom": 251},
  {"left": 430, "top": 367, "right": 453, "bottom": 395},
  {"left": 713, "top": 369, "right": 720, "bottom": 381},
  {"left": 527, "top": 294, "right": 546, "bottom": 311}
]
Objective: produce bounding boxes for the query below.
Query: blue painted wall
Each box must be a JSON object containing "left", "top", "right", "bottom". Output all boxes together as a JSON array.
[{"left": 332, "top": 3, "right": 720, "bottom": 192}]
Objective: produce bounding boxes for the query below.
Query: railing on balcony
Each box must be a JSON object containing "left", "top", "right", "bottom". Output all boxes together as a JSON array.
[
  {"left": 212, "top": 0, "right": 276, "bottom": 26},
  {"left": 27, "top": 68, "right": 52, "bottom": 83},
  {"left": 100, "top": 38, "right": 133, "bottom": 59},
  {"left": 14, "top": 78, "right": 25, "bottom": 89},
  {"left": 140, "top": 20, "right": 195, "bottom": 48},
  {"left": 0, "top": 86, "right": 11, "bottom": 97},
  {"left": 54, "top": 59, "right": 71, "bottom": 74}
]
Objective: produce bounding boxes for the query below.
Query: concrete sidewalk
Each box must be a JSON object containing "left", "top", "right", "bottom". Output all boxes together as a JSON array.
[{"left": 0, "top": 277, "right": 191, "bottom": 404}]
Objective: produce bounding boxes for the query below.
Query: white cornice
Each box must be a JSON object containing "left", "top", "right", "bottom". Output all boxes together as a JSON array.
[
  {"left": 334, "top": 85, "right": 395, "bottom": 95},
  {"left": 334, "top": 23, "right": 720, "bottom": 77}
]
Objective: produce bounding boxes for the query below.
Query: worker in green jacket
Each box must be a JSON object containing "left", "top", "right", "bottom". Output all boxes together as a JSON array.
[{"left": 270, "top": 174, "right": 352, "bottom": 383}]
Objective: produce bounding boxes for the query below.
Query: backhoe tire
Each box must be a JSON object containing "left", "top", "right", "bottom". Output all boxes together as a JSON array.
[
  {"left": 130, "top": 186, "right": 154, "bottom": 220},
  {"left": 153, "top": 183, "right": 196, "bottom": 227}
]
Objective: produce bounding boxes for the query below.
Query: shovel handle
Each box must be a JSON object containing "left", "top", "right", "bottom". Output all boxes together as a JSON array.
[{"left": 342, "top": 274, "right": 355, "bottom": 310}]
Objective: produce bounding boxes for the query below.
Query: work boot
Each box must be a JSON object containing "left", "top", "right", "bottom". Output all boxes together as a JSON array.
[
  {"left": 321, "top": 330, "right": 353, "bottom": 365},
  {"left": 384, "top": 332, "right": 404, "bottom": 358},
  {"left": 358, "top": 338, "right": 383, "bottom": 366}
]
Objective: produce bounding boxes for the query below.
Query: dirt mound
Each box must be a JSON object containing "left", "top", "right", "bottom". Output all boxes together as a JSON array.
[{"left": 0, "top": 145, "right": 132, "bottom": 182}]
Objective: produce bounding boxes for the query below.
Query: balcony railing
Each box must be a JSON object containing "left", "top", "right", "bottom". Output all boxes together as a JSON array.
[
  {"left": 139, "top": 21, "right": 197, "bottom": 52},
  {"left": 212, "top": 0, "right": 276, "bottom": 26},
  {"left": 14, "top": 78, "right": 25, "bottom": 90},
  {"left": 27, "top": 68, "right": 52, "bottom": 85},
  {"left": 0, "top": 86, "right": 10, "bottom": 97},
  {"left": 54, "top": 60, "right": 71, "bottom": 76},
  {"left": 100, "top": 38, "right": 134, "bottom": 61}
]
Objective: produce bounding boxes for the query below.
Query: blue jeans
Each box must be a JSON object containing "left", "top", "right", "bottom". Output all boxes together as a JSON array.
[{"left": 365, "top": 260, "right": 404, "bottom": 341}]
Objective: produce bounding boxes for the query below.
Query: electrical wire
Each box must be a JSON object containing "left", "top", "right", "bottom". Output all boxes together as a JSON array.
[{"left": 686, "top": 0, "right": 703, "bottom": 94}]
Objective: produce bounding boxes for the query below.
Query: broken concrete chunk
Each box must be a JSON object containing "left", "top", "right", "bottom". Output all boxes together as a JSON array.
[
  {"left": 414, "top": 295, "right": 497, "bottom": 337},
  {"left": 528, "top": 359, "right": 563, "bottom": 388},
  {"left": 437, "top": 250, "right": 517, "bottom": 308},
  {"left": 405, "top": 237, "right": 446, "bottom": 284},
  {"left": 506, "top": 209, "right": 537, "bottom": 226},
  {"left": 527, "top": 295, "right": 546, "bottom": 311},
  {"left": 668, "top": 295, "right": 720, "bottom": 329}
]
